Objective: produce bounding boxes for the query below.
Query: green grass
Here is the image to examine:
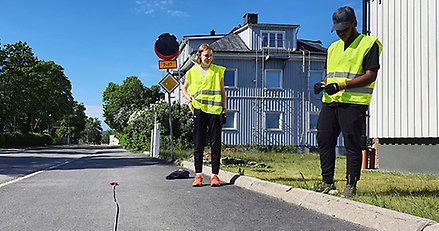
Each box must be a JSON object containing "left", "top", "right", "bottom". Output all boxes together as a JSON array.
[
  {"left": 163, "top": 150, "right": 439, "bottom": 222},
  {"left": 219, "top": 152, "right": 439, "bottom": 222}
]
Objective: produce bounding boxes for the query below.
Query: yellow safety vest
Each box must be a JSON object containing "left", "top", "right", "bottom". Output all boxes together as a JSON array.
[
  {"left": 323, "top": 34, "right": 382, "bottom": 105},
  {"left": 187, "top": 64, "right": 226, "bottom": 115}
]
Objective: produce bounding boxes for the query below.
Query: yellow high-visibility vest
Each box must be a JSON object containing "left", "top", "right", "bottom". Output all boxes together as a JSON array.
[
  {"left": 323, "top": 34, "right": 382, "bottom": 105},
  {"left": 187, "top": 64, "right": 226, "bottom": 115}
]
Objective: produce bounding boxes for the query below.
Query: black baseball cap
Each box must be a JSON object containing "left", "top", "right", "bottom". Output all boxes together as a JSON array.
[{"left": 331, "top": 6, "right": 356, "bottom": 32}]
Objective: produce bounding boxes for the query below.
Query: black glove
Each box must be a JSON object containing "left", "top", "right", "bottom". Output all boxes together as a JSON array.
[
  {"left": 313, "top": 82, "right": 325, "bottom": 94},
  {"left": 324, "top": 83, "right": 341, "bottom": 95},
  {"left": 220, "top": 113, "right": 227, "bottom": 125}
]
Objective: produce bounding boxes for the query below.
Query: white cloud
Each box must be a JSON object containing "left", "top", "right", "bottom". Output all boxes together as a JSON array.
[
  {"left": 135, "top": 0, "right": 189, "bottom": 17},
  {"left": 167, "top": 10, "right": 189, "bottom": 17}
]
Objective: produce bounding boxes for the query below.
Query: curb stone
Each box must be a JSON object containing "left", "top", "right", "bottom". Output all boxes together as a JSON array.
[{"left": 180, "top": 160, "right": 438, "bottom": 231}]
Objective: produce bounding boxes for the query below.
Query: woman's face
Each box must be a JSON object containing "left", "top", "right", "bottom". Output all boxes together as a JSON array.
[{"left": 200, "top": 49, "right": 213, "bottom": 66}]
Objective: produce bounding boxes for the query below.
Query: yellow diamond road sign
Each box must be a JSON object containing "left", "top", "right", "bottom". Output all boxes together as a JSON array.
[{"left": 159, "top": 73, "right": 179, "bottom": 93}]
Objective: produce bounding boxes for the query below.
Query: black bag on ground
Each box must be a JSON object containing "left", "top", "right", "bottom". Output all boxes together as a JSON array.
[{"left": 166, "top": 169, "right": 190, "bottom": 180}]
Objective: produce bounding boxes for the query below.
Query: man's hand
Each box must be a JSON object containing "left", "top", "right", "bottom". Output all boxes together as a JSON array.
[
  {"left": 324, "top": 83, "right": 340, "bottom": 95},
  {"left": 324, "top": 82, "right": 347, "bottom": 95},
  {"left": 313, "top": 82, "right": 325, "bottom": 94}
]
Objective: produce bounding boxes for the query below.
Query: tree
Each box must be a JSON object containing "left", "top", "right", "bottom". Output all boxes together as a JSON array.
[
  {"left": 0, "top": 42, "right": 74, "bottom": 133},
  {"left": 102, "top": 76, "right": 163, "bottom": 132},
  {"left": 82, "top": 117, "right": 103, "bottom": 144},
  {"left": 0, "top": 41, "right": 37, "bottom": 132},
  {"left": 30, "top": 60, "right": 74, "bottom": 132},
  {"left": 59, "top": 101, "right": 86, "bottom": 144}
]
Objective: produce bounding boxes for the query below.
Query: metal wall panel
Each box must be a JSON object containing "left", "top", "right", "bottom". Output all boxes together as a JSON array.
[{"left": 369, "top": 0, "right": 439, "bottom": 138}]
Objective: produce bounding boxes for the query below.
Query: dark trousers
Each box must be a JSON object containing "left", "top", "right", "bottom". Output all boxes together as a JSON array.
[
  {"left": 193, "top": 109, "right": 222, "bottom": 174},
  {"left": 317, "top": 103, "right": 368, "bottom": 185}
]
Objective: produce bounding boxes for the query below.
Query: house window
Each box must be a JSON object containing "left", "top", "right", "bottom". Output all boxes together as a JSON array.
[
  {"left": 261, "top": 31, "right": 285, "bottom": 48},
  {"left": 223, "top": 111, "right": 237, "bottom": 130},
  {"left": 277, "top": 33, "right": 284, "bottom": 48},
  {"left": 310, "top": 71, "right": 325, "bottom": 99},
  {"left": 265, "top": 69, "right": 282, "bottom": 88},
  {"left": 265, "top": 112, "right": 282, "bottom": 131},
  {"left": 224, "top": 69, "right": 237, "bottom": 88},
  {"left": 309, "top": 113, "right": 319, "bottom": 131}
]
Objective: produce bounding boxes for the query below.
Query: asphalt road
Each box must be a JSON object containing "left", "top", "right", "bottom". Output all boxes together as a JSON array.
[{"left": 0, "top": 146, "right": 372, "bottom": 231}]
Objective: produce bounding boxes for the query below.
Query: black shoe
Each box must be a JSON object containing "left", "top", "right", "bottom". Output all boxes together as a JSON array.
[
  {"left": 314, "top": 182, "right": 338, "bottom": 195},
  {"left": 342, "top": 185, "right": 357, "bottom": 198}
]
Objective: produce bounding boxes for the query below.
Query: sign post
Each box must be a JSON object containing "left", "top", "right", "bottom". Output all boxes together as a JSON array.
[{"left": 154, "top": 33, "right": 179, "bottom": 159}]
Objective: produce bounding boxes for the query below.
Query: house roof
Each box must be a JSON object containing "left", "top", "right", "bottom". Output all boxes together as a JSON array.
[
  {"left": 210, "top": 33, "right": 326, "bottom": 54},
  {"left": 210, "top": 33, "right": 250, "bottom": 52},
  {"left": 232, "top": 23, "right": 299, "bottom": 34},
  {"left": 296, "top": 39, "right": 327, "bottom": 53}
]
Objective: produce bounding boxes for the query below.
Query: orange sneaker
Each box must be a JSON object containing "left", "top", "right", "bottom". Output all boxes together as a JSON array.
[
  {"left": 211, "top": 175, "right": 220, "bottom": 187},
  {"left": 192, "top": 175, "right": 203, "bottom": 187}
]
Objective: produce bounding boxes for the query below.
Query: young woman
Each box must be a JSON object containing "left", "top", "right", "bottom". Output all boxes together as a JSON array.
[{"left": 182, "top": 44, "right": 226, "bottom": 187}]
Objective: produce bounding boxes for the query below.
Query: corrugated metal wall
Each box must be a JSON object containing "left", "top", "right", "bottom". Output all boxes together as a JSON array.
[
  {"left": 369, "top": 0, "right": 439, "bottom": 138},
  {"left": 223, "top": 88, "right": 304, "bottom": 145},
  {"left": 217, "top": 57, "right": 330, "bottom": 147}
]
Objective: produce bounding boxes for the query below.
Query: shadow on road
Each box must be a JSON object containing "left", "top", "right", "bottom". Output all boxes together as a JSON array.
[
  {"left": 0, "top": 145, "right": 168, "bottom": 178},
  {"left": 58, "top": 155, "right": 166, "bottom": 171}
]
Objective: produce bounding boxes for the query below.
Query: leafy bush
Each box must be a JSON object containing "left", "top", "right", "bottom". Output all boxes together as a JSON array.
[
  {"left": 120, "top": 101, "right": 193, "bottom": 152},
  {"left": 0, "top": 132, "right": 52, "bottom": 148}
]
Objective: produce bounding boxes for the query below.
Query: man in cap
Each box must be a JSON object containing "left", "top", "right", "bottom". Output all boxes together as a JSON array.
[{"left": 313, "top": 6, "right": 382, "bottom": 197}]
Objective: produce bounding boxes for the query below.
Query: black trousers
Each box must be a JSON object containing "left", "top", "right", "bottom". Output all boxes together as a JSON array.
[
  {"left": 193, "top": 109, "right": 222, "bottom": 174},
  {"left": 317, "top": 103, "right": 368, "bottom": 184}
]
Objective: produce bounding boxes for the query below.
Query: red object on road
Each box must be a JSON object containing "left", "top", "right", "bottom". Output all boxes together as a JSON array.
[{"left": 109, "top": 182, "right": 119, "bottom": 186}]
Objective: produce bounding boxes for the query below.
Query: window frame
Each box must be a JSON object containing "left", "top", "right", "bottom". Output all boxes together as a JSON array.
[
  {"left": 223, "top": 68, "right": 238, "bottom": 89},
  {"left": 264, "top": 69, "right": 283, "bottom": 89},
  {"left": 261, "top": 30, "right": 286, "bottom": 49},
  {"left": 309, "top": 112, "right": 320, "bottom": 132},
  {"left": 265, "top": 111, "right": 283, "bottom": 132},
  {"left": 222, "top": 110, "right": 238, "bottom": 131},
  {"left": 309, "top": 70, "right": 325, "bottom": 100}
]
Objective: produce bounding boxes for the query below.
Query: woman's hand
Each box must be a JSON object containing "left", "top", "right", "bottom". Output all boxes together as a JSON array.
[{"left": 186, "top": 96, "right": 193, "bottom": 104}]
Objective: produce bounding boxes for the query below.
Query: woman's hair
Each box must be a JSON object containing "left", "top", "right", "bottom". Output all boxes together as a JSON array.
[{"left": 195, "top": 44, "right": 214, "bottom": 64}]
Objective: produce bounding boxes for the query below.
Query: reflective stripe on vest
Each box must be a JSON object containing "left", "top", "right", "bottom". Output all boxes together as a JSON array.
[
  {"left": 323, "top": 34, "right": 382, "bottom": 105},
  {"left": 187, "top": 64, "right": 226, "bottom": 115}
]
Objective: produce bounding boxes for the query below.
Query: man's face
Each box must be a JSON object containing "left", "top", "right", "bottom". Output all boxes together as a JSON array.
[{"left": 336, "top": 22, "right": 355, "bottom": 42}]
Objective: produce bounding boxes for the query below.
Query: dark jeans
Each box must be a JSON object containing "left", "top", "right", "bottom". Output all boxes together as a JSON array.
[
  {"left": 193, "top": 109, "right": 222, "bottom": 174},
  {"left": 317, "top": 103, "right": 368, "bottom": 185}
]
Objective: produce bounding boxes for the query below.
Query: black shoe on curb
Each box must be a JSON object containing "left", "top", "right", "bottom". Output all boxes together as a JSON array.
[
  {"left": 314, "top": 182, "right": 338, "bottom": 195},
  {"left": 342, "top": 185, "right": 357, "bottom": 198}
]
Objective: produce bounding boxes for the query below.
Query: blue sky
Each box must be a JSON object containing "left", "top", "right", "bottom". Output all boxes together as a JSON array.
[{"left": 1, "top": 0, "right": 361, "bottom": 130}]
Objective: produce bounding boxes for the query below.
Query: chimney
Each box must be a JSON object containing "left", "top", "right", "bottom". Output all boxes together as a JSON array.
[
  {"left": 210, "top": 30, "right": 215, "bottom": 35},
  {"left": 243, "top": 13, "right": 258, "bottom": 24}
]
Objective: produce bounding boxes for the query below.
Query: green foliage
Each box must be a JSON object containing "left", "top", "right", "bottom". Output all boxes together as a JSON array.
[
  {"left": 0, "top": 132, "right": 52, "bottom": 147},
  {"left": 58, "top": 101, "right": 87, "bottom": 144},
  {"left": 102, "top": 77, "right": 163, "bottom": 132},
  {"left": 0, "top": 41, "right": 74, "bottom": 133},
  {"left": 102, "top": 76, "right": 194, "bottom": 152},
  {"left": 82, "top": 117, "right": 103, "bottom": 144},
  {"left": 118, "top": 101, "right": 193, "bottom": 152}
]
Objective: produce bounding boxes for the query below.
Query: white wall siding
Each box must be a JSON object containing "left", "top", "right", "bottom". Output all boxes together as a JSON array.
[
  {"left": 237, "top": 28, "right": 251, "bottom": 49},
  {"left": 369, "top": 0, "right": 439, "bottom": 138}
]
